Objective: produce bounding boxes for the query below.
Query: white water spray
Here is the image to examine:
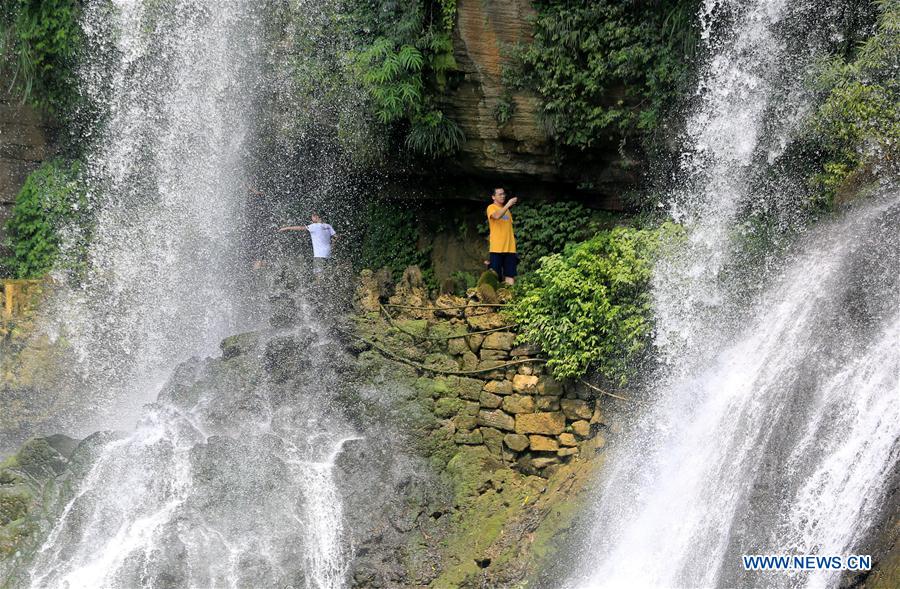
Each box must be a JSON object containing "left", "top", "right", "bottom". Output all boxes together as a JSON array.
[
  {"left": 45, "top": 0, "right": 264, "bottom": 432},
  {"left": 573, "top": 1, "right": 900, "bottom": 587}
]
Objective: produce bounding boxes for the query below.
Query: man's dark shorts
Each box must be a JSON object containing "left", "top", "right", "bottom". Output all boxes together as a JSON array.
[{"left": 489, "top": 252, "right": 518, "bottom": 279}]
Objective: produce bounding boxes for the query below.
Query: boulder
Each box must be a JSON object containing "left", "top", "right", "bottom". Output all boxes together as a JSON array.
[
  {"left": 479, "top": 348, "right": 508, "bottom": 361},
  {"left": 466, "top": 333, "right": 485, "bottom": 354},
  {"left": 476, "top": 270, "right": 501, "bottom": 290},
  {"left": 537, "top": 377, "right": 563, "bottom": 396},
  {"left": 455, "top": 429, "right": 484, "bottom": 445},
  {"left": 510, "top": 343, "right": 541, "bottom": 357},
  {"left": 572, "top": 420, "right": 591, "bottom": 437},
  {"left": 461, "top": 401, "right": 481, "bottom": 416},
  {"left": 558, "top": 433, "right": 578, "bottom": 447},
  {"left": 435, "top": 397, "right": 465, "bottom": 418},
  {"left": 528, "top": 435, "right": 559, "bottom": 452},
  {"left": 557, "top": 447, "right": 579, "bottom": 458},
  {"left": 448, "top": 336, "right": 470, "bottom": 356},
  {"left": 481, "top": 427, "right": 505, "bottom": 455},
  {"left": 476, "top": 282, "right": 498, "bottom": 304},
  {"left": 415, "top": 377, "right": 454, "bottom": 399},
  {"left": 476, "top": 360, "right": 506, "bottom": 378},
  {"left": 501, "top": 394, "right": 535, "bottom": 414},
  {"left": 389, "top": 266, "right": 431, "bottom": 319},
  {"left": 535, "top": 395, "right": 560, "bottom": 411},
  {"left": 479, "top": 391, "right": 503, "bottom": 409},
  {"left": 466, "top": 312, "right": 507, "bottom": 331},
  {"left": 512, "top": 374, "right": 539, "bottom": 394},
  {"left": 515, "top": 412, "right": 565, "bottom": 435},
  {"left": 396, "top": 319, "right": 428, "bottom": 340},
  {"left": 353, "top": 269, "right": 381, "bottom": 313},
  {"left": 477, "top": 409, "right": 515, "bottom": 432},
  {"left": 459, "top": 351, "right": 479, "bottom": 372},
  {"left": 483, "top": 380, "right": 513, "bottom": 395},
  {"left": 454, "top": 377, "right": 485, "bottom": 399},
  {"left": 424, "top": 353, "right": 458, "bottom": 372},
  {"left": 453, "top": 414, "right": 477, "bottom": 431},
  {"left": 434, "top": 293, "right": 466, "bottom": 318},
  {"left": 503, "top": 433, "right": 529, "bottom": 452},
  {"left": 561, "top": 399, "right": 593, "bottom": 421},
  {"left": 531, "top": 456, "right": 559, "bottom": 469},
  {"left": 482, "top": 332, "right": 516, "bottom": 351}
]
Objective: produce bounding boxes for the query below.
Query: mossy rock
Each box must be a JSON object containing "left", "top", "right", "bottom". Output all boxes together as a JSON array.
[
  {"left": 434, "top": 397, "right": 465, "bottom": 418},
  {"left": 477, "top": 270, "right": 500, "bottom": 291},
  {"left": 415, "top": 377, "right": 455, "bottom": 399},
  {"left": 395, "top": 319, "right": 429, "bottom": 340},
  {"left": 0, "top": 492, "right": 29, "bottom": 526}
]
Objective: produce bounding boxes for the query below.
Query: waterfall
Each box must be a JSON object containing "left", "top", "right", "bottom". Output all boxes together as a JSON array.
[
  {"left": 43, "top": 0, "right": 265, "bottom": 433},
  {"left": 573, "top": 0, "right": 899, "bottom": 587},
  {"left": 15, "top": 1, "right": 358, "bottom": 587}
]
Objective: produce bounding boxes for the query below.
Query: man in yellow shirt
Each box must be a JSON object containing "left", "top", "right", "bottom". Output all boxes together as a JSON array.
[{"left": 486, "top": 187, "right": 519, "bottom": 285}]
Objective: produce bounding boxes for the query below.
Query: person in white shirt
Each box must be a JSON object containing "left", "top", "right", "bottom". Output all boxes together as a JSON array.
[{"left": 277, "top": 212, "right": 337, "bottom": 275}]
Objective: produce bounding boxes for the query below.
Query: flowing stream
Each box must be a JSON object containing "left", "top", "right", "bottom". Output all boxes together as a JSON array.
[{"left": 574, "top": 1, "right": 899, "bottom": 588}]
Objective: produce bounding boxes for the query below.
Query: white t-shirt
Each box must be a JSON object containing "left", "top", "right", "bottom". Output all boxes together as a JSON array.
[{"left": 307, "top": 223, "right": 336, "bottom": 258}]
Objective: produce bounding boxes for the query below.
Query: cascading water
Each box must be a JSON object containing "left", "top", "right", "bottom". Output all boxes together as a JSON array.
[
  {"left": 44, "top": 0, "right": 265, "bottom": 433},
  {"left": 572, "top": 1, "right": 899, "bottom": 588},
  {"left": 26, "top": 311, "right": 359, "bottom": 588},
  {"left": 11, "top": 1, "right": 361, "bottom": 587}
]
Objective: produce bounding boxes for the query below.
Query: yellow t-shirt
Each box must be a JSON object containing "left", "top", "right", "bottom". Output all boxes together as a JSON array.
[{"left": 487, "top": 204, "right": 516, "bottom": 253}]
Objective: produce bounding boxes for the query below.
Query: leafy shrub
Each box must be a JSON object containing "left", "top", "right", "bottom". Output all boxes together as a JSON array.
[
  {"left": 2, "top": 159, "right": 89, "bottom": 279},
  {"left": 0, "top": 0, "right": 83, "bottom": 114},
  {"left": 508, "top": 224, "right": 682, "bottom": 384},
  {"left": 349, "top": 0, "right": 464, "bottom": 158},
  {"left": 807, "top": 0, "right": 899, "bottom": 206},
  {"left": 516, "top": 0, "right": 700, "bottom": 149}
]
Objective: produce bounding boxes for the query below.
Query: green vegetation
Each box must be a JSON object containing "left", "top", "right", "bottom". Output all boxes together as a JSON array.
[
  {"left": 2, "top": 159, "right": 90, "bottom": 279},
  {"left": 509, "top": 201, "right": 618, "bottom": 273},
  {"left": 516, "top": 0, "right": 700, "bottom": 149},
  {"left": 358, "top": 199, "right": 431, "bottom": 282},
  {"left": 509, "top": 224, "right": 682, "bottom": 384},
  {"left": 0, "top": 0, "right": 83, "bottom": 115},
  {"left": 348, "top": 0, "right": 464, "bottom": 158},
  {"left": 807, "top": 0, "right": 898, "bottom": 207}
]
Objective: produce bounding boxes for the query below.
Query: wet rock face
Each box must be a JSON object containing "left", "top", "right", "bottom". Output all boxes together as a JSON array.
[{"left": 446, "top": 0, "right": 556, "bottom": 179}]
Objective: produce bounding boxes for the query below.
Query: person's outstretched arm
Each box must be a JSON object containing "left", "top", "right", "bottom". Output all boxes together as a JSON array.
[
  {"left": 278, "top": 225, "right": 308, "bottom": 232},
  {"left": 490, "top": 197, "right": 518, "bottom": 219}
]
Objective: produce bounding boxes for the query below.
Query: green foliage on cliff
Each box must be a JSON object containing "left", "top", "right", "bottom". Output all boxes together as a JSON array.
[
  {"left": 0, "top": 0, "right": 82, "bottom": 114},
  {"left": 517, "top": 0, "right": 700, "bottom": 149},
  {"left": 2, "top": 159, "right": 89, "bottom": 279},
  {"left": 807, "top": 0, "right": 899, "bottom": 206},
  {"left": 512, "top": 201, "right": 618, "bottom": 273},
  {"left": 510, "top": 224, "right": 682, "bottom": 384},
  {"left": 349, "top": 0, "right": 464, "bottom": 158},
  {"left": 358, "top": 200, "right": 432, "bottom": 282}
]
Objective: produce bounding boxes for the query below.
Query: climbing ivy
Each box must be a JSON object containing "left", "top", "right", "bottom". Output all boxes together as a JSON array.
[
  {"left": 515, "top": 0, "right": 700, "bottom": 149},
  {"left": 0, "top": 0, "right": 83, "bottom": 115},
  {"left": 358, "top": 199, "right": 432, "bottom": 283},
  {"left": 508, "top": 224, "right": 683, "bottom": 384},
  {"left": 2, "top": 159, "right": 90, "bottom": 279}
]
